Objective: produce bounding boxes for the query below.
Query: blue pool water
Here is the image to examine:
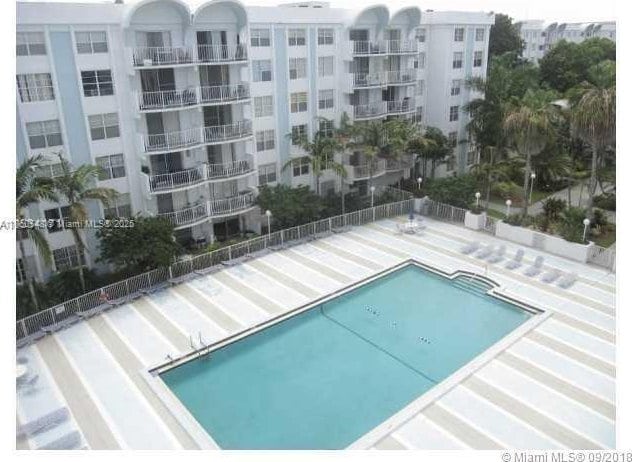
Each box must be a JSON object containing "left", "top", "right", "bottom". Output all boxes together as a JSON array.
[{"left": 161, "top": 264, "right": 531, "bottom": 449}]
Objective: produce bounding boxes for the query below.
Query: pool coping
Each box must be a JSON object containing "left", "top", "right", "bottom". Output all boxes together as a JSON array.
[{"left": 145, "top": 258, "right": 550, "bottom": 450}]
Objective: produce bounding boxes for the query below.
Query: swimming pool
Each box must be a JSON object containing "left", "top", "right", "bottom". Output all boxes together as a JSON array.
[{"left": 160, "top": 263, "right": 532, "bottom": 449}]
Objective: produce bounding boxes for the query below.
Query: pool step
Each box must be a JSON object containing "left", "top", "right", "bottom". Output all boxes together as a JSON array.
[{"left": 452, "top": 277, "right": 493, "bottom": 297}]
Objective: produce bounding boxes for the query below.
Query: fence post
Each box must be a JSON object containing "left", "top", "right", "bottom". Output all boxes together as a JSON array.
[
  {"left": 328, "top": 217, "right": 332, "bottom": 232},
  {"left": 228, "top": 246, "right": 232, "bottom": 261},
  {"left": 373, "top": 206, "right": 376, "bottom": 222},
  {"left": 147, "top": 272, "right": 152, "bottom": 288},
  {"left": 125, "top": 279, "right": 130, "bottom": 297},
  {"left": 281, "top": 230, "right": 284, "bottom": 246},
  {"left": 168, "top": 265, "right": 173, "bottom": 280}
]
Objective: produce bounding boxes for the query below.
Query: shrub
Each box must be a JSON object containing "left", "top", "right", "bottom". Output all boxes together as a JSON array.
[
  {"left": 559, "top": 206, "right": 588, "bottom": 243},
  {"left": 504, "top": 213, "right": 528, "bottom": 226},
  {"left": 492, "top": 181, "right": 523, "bottom": 204},
  {"left": 469, "top": 205, "right": 484, "bottom": 215},
  {"left": 542, "top": 197, "right": 566, "bottom": 220},
  {"left": 424, "top": 174, "right": 478, "bottom": 208},
  {"left": 593, "top": 193, "right": 615, "bottom": 211},
  {"left": 535, "top": 213, "right": 551, "bottom": 233}
]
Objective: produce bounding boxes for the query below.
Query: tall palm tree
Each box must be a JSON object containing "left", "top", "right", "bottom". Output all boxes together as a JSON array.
[
  {"left": 570, "top": 84, "right": 616, "bottom": 215},
  {"left": 469, "top": 146, "right": 516, "bottom": 211},
  {"left": 16, "top": 155, "right": 57, "bottom": 310},
  {"left": 503, "top": 90, "right": 558, "bottom": 215},
  {"left": 53, "top": 154, "right": 118, "bottom": 291}
]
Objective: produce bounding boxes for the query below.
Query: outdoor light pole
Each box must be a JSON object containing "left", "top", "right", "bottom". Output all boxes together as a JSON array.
[
  {"left": 505, "top": 199, "right": 512, "bottom": 217},
  {"left": 417, "top": 177, "right": 423, "bottom": 191},
  {"left": 265, "top": 210, "right": 272, "bottom": 238},
  {"left": 583, "top": 218, "right": 590, "bottom": 243},
  {"left": 529, "top": 172, "right": 537, "bottom": 205},
  {"left": 475, "top": 191, "right": 481, "bottom": 208},
  {"left": 370, "top": 185, "right": 376, "bottom": 208}
]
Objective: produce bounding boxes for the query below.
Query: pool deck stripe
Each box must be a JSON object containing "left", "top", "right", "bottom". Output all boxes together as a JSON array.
[
  {"left": 497, "top": 352, "right": 615, "bottom": 420},
  {"left": 171, "top": 284, "right": 242, "bottom": 333},
  {"left": 86, "top": 317, "right": 198, "bottom": 449},
  {"left": 346, "top": 231, "right": 410, "bottom": 259},
  {"left": 211, "top": 271, "right": 285, "bottom": 315},
  {"left": 35, "top": 335, "right": 121, "bottom": 449},
  {"left": 552, "top": 313, "right": 615, "bottom": 344},
  {"left": 309, "top": 240, "right": 384, "bottom": 270},
  {"left": 527, "top": 330, "right": 615, "bottom": 377},
  {"left": 373, "top": 434, "right": 407, "bottom": 450},
  {"left": 422, "top": 403, "right": 503, "bottom": 449},
  {"left": 245, "top": 259, "right": 322, "bottom": 298},
  {"left": 463, "top": 376, "right": 600, "bottom": 449},
  {"left": 283, "top": 249, "right": 354, "bottom": 283},
  {"left": 131, "top": 299, "right": 190, "bottom": 352}
]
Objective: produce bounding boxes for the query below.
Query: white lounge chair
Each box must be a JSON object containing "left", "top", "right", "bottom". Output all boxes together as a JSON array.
[
  {"left": 505, "top": 249, "right": 525, "bottom": 270},
  {"left": 17, "top": 407, "right": 69, "bottom": 437},
  {"left": 460, "top": 241, "right": 480, "bottom": 255},
  {"left": 475, "top": 245, "right": 494, "bottom": 259},
  {"left": 524, "top": 256, "right": 544, "bottom": 277},
  {"left": 558, "top": 272, "right": 578, "bottom": 289},
  {"left": 541, "top": 269, "right": 562, "bottom": 283},
  {"left": 487, "top": 245, "right": 506, "bottom": 264}
]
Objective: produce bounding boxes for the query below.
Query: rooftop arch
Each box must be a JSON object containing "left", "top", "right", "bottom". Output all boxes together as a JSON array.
[
  {"left": 389, "top": 6, "right": 421, "bottom": 30},
  {"left": 351, "top": 4, "right": 389, "bottom": 29},
  {"left": 124, "top": 0, "right": 191, "bottom": 27},
  {"left": 193, "top": 0, "right": 248, "bottom": 28}
]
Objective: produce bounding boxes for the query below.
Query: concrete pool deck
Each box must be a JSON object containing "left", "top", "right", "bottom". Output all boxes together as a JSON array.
[{"left": 16, "top": 216, "right": 616, "bottom": 450}]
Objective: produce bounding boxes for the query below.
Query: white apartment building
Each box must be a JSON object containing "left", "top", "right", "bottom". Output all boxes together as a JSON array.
[
  {"left": 16, "top": 0, "right": 493, "bottom": 283},
  {"left": 517, "top": 20, "right": 616, "bottom": 63}
]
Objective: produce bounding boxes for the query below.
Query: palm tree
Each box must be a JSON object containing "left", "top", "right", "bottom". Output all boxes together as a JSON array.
[
  {"left": 53, "top": 154, "right": 118, "bottom": 291},
  {"left": 503, "top": 90, "right": 558, "bottom": 215},
  {"left": 570, "top": 84, "right": 615, "bottom": 215},
  {"left": 16, "top": 155, "right": 57, "bottom": 310},
  {"left": 469, "top": 146, "right": 516, "bottom": 211}
]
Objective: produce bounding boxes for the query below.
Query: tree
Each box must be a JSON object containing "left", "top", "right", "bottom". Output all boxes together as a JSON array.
[
  {"left": 488, "top": 14, "right": 523, "bottom": 58},
  {"left": 424, "top": 175, "right": 478, "bottom": 209},
  {"left": 255, "top": 185, "right": 324, "bottom": 230},
  {"left": 97, "top": 216, "right": 181, "bottom": 276},
  {"left": 503, "top": 90, "right": 558, "bottom": 215},
  {"left": 470, "top": 146, "right": 516, "bottom": 210},
  {"left": 53, "top": 154, "right": 118, "bottom": 292},
  {"left": 419, "top": 127, "right": 450, "bottom": 178},
  {"left": 16, "top": 154, "right": 57, "bottom": 310},
  {"left": 570, "top": 84, "right": 615, "bottom": 216}
]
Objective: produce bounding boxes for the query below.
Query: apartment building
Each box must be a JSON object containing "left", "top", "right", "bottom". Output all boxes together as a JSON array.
[
  {"left": 16, "top": 0, "right": 493, "bottom": 283},
  {"left": 517, "top": 20, "right": 616, "bottom": 63}
]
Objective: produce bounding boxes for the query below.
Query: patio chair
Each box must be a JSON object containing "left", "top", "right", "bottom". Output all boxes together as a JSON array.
[
  {"left": 39, "top": 430, "right": 82, "bottom": 450},
  {"left": 541, "top": 269, "right": 562, "bottom": 283},
  {"left": 504, "top": 249, "right": 525, "bottom": 270},
  {"left": 460, "top": 241, "right": 480, "bottom": 255},
  {"left": 487, "top": 245, "right": 507, "bottom": 264},
  {"left": 558, "top": 272, "right": 578, "bottom": 289},
  {"left": 524, "top": 256, "right": 545, "bottom": 277},
  {"left": 475, "top": 245, "right": 494, "bottom": 259},
  {"left": 17, "top": 407, "right": 69, "bottom": 438}
]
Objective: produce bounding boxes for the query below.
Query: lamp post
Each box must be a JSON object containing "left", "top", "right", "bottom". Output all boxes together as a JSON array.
[
  {"left": 583, "top": 218, "right": 590, "bottom": 243},
  {"left": 417, "top": 177, "right": 423, "bottom": 191},
  {"left": 370, "top": 185, "right": 376, "bottom": 208},
  {"left": 475, "top": 191, "right": 481, "bottom": 208},
  {"left": 529, "top": 172, "right": 537, "bottom": 205},
  {"left": 265, "top": 210, "right": 272, "bottom": 238},
  {"left": 505, "top": 199, "right": 512, "bottom": 217}
]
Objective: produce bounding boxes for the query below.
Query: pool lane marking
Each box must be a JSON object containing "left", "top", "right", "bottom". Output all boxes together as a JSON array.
[
  {"left": 167, "top": 288, "right": 230, "bottom": 338},
  {"left": 244, "top": 259, "right": 322, "bottom": 299},
  {"left": 211, "top": 270, "right": 285, "bottom": 316},
  {"left": 283, "top": 248, "right": 354, "bottom": 283},
  {"left": 463, "top": 375, "right": 601, "bottom": 449},
  {"left": 131, "top": 298, "right": 190, "bottom": 352},
  {"left": 171, "top": 283, "right": 243, "bottom": 332},
  {"left": 260, "top": 252, "right": 344, "bottom": 291},
  {"left": 422, "top": 403, "right": 504, "bottom": 449},
  {"left": 373, "top": 434, "right": 408, "bottom": 450},
  {"left": 86, "top": 316, "right": 198, "bottom": 449},
  {"left": 36, "top": 334, "right": 123, "bottom": 449},
  {"left": 309, "top": 239, "right": 384, "bottom": 270}
]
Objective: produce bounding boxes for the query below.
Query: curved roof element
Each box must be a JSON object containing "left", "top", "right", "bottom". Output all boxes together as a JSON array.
[
  {"left": 389, "top": 6, "right": 421, "bottom": 29},
  {"left": 351, "top": 4, "right": 389, "bottom": 28},
  {"left": 124, "top": 0, "right": 191, "bottom": 27},
  {"left": 193, "top": 0, "right": 248, "bottom": 28}
]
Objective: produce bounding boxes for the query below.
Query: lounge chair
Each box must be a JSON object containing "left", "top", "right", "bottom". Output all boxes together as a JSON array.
[
  {"left": 17, "top": 407, "right": 69, "bottom": 437},
  {"left": 504, "top": 249, "right": 525, "bottom": 270},
  {"left": 460, "top": 241, "right": 480, "bottom": 255},
  {"left": 558, "top": 272, "right": 578, "bottom": 289},
  {"left": 487, "top": 245, "right": 507, "bottom": 264},
  {"left": 524, "top": 256, "right": 544, "bottom": 277},
  {"left": 475, "top": 245, "right": 494, "bottom": 259},
  {"left": 17, "top": 356, "right": 28, "bottom": 365},
  {"left": 39, "top": 430, "right": 82, "bottom": 450},
  {"left": 541, "top": 269, "right": 562, "bottom": 283}
]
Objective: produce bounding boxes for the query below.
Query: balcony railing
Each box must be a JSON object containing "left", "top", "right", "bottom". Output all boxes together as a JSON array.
[
  {"left": 209, "top": 192, "right": 255, "bottom": 216},
  {"left": 158, "top": 203, "right": 208, "bottom": 227},
  {"left": 199, "top": 83, "right": 250, "bottom": 104},
  {"left": 345, "top": 159, "right": 387, "bottom": 181},
  {"left": 385, "top": 156, "right": 414, "bottom": 171},
  {"left": 351, "top": 40, "right": 388, "bottom": 55},
  {"left": 353, "top": 101, "right": 387, "bottom": 120},
  {"left": 203, "top": 120, "right": 252, "bottom": 144},
  {"left": 386, "top": 40, "right": 418, "bottom": 54},
  {"left": 384, "top": 69, "right": 417, "bottom": 85},
  {"left": 197, "top": 44, "right": 248, "bottom": 63},
  {"left": 387, "top": 98, "right": 416, "bottom": 114},
  {"left": 352, "top": 73, "right": 384, "bottom": 88},
  {"left": 207, "top": 155, "right": 254, "bottom": 179},
  {"left": 142, "top": 121, "right": 252, "bottom": 153},
  {"left": 136, "top": 84, "right": 250, "bottom": 112},
  {"left": 132, "top": 46, "right": 194, "bottom": 67},
  {"left": 156, "top": 192, "right": 256, "bottom": 227}
]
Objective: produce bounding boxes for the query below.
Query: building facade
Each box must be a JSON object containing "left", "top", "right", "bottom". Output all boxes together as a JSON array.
[{"left": 16, "top": 0, "right": 493, "bottom": 283}]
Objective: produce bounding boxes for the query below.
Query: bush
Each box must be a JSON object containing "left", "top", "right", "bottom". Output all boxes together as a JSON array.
[
  {"left": 542, "top": 197, "right": 566, "bottom": 220},
  {"left": 559, "top": 207, "right": 588, "bottom": 243},
  {"left": 492, "top": 181, "right": 523, "bottom": 204},
  {"left": 593, "top": 193, "right": 615, "bottom": 211},
  {"left": 424, "top": 174, "right": 478, "bottom": 208},
  {"left": 469, "top": 205, "right": 484, "bottom": 215},
  {"left": 504, "top": 214, "right": 530, "bottom": 226},
  {"left": 535, "top": 213, "right": 552, "bottom": 233}
]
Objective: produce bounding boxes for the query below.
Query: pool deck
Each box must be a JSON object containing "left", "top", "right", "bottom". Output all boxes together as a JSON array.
[{"left": 16, "top": 216, "right": 616, "bottom": 450}]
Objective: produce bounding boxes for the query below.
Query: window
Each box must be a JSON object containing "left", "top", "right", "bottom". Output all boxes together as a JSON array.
[
  {"left": 26, "top": 120, "right": 62, "bottom": 149},
  {"left": 318, "top": 56, "right": 334, "bottom": 77},
  {"left": 103, "top": 193, "right": 131, "bottom": 218},
  {"left": 450, "top": 79, "right": 461, "bottom": 96},
  {"left": 96, "top": 154, "right": 125, "bottom": 180},
  {"left": 415, "top": 28, "right": 426, "bottom": 43},
  {"left": 418, "top": 52, "right": 426, "bottom": 69},
  {"left": 16, "top": 32, "right": 46, "bottom": 56},
  {"left": 449, "top": 105, "right": 459, "bottom": 122},
  {"left": 318, "top": 119, "right": 334, "bottom": 138},
  {"left": 318, "top": 28, "right": 334, "bottom": 45},
  {"left": 17, "top": 73, "right": 54, "bottom": 102},
  {"left": 448, "top": 131, "right": 458, "bottom": 147},
  {"left": 288, "top": 28, "right": 306, "bottom": 46},
  {"left": 255, "top": 130, "right": 275, "bottom": 152},
  {"left": 292, "top": 158, "right": 310, "bottom": 177},
  {"left": 258, "top": 163, "right": 277, "bottom": 185},
  {"left": 473, "top": 51, "right": 483, "bottom": 67},
  {"left": 89, "top": 113, "right": 120, "bottom": 140},
  {"left": 75, "top": 31, "right": 108, "bottom": 54},
  {"left": 318, "top": 89, "right": 334, "bottom": 110},
  {"left": 289, "top": 58, "right": 307, "bottom": 80},
  {"left": 81, "top": 70, "right": 114, "bottom": 97},
  {"left": 250, "top": 29, "right": 271, "bottom": 47},
  {"left": 475, "top": 28, "right": 485, "bottom": 41},
  {"left": 252, "top": 60, "right": 273, "bottom": 82},
  {"left": 53, "top": 245, "right": 85, "bottom": 271},
  {"left": 454, "top": 28, "right": 464, "bottom": 42},
  {"left": 44, "top": 206, "right": 71, "bottom": 233},
  {"left": 291, "top": 124, "right": 307, "bottom": 144},
  {"left": 254, "top": 95, "right": 274, "bottom": 118},
  {"left": 290, "top": 92, "right": 308, "bottom": 113},
  {"left": 417, "top": 80, "right": 425, "bottom": 95},
  {"left": 452, "top": 52, "right": 463, "bottom": 69}
]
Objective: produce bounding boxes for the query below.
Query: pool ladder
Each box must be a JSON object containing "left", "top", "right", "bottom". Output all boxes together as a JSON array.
[{"left": 189, "top": 332, "right": 211, "bottom": 359}]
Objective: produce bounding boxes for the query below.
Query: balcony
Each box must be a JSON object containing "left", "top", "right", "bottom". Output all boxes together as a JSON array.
[
  {"left": 141, "top": 121, "right": 252, "bottom": 154},
  {"left": 353, "top": 101, "right": 387, "bottom": 120},
  {"left": 136, "top": 84, "right": 250, "bottom": 112},
  {"left": 208, "top": 191, "right": 256, "bottom": 217},
  {"left": 384, "top": 69, "right": 417, "bottom": 85},
  {"left": 387, "top": 98, "right": 416, "bottom": 115},
  {"left": 196, "top": 44, "right": 248, "bottom": 63},
  {"left": 203, "top": 120, "right": 252, "bottom": 144},
  {"left": 352, "top": 73, "right": 384, "bottom": 88},
  {"left": 344, "top": 159, "right": 387, "bottom": 181},
  {"left": 158, "top": 203, "right": 208, "bottom": 228},
  {"left": 385, "top": 156, "right": 414, "bottom": 172},
  {"left": 146, "top": 155, "right": 255, "bottom": 193},
  {"left": 351, "top": 40, "right": 388, "bottom": 55},
  {"left": 132, "top": 46, "right": 194, "bottom": 67},
  {"left": 386, "top": 40, "right": 418, "bottom": 54}
]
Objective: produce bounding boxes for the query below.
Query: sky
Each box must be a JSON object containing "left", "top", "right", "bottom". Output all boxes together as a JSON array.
[{"left": 246, "top": 0, "right": 617, "bottom": 23}]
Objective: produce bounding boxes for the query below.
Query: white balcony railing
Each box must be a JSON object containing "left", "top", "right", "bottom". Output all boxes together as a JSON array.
[
  {"left": 156, "top": 192, "right": 256, "bottom": 227},
  {"left": 207, "top": 155, "right": 254, "bottom": 179},
  {"left": 345, "top": 159, "right": 388, "bottom": 181},
  {"left": 353, "top": 101, "right": 387, "bottom": 120},
  {"left": 208, "top": 191, "right": 255, "bottom": 216},
  {"left": 352, "top": 73, "right": 384, "bottom": 88},
  {"left": 196, "top": 44, "right": 248, "bottom": 63},
  {"left": 158, "top": 203, "right": 208, "bottom": 227},
  {"left": 386, "top": 40, "right": 418, "bottom": 54},
  {"left": 199, "top": 83, "right": 250, "bottom": 104},
  {"left": 203, "top": 120, "right": 252, "bottom": 144},
  {"left": 136, "top": 84, "right": 250, "bottom": 111},
  {"left": 351, "top": 40, "right": 388, "bottom": 55},
  {"left": 384, "top": 69, "right": 417, "bottom": 85},
  {"left": 142, "top": 121, "right": 252, "bottom": 153},
  {"left": 387, "top": 98, "right": 416, "bottom": 114},
  {"left": 132, "top": 46, "right": 194, "bottom": 67}
]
